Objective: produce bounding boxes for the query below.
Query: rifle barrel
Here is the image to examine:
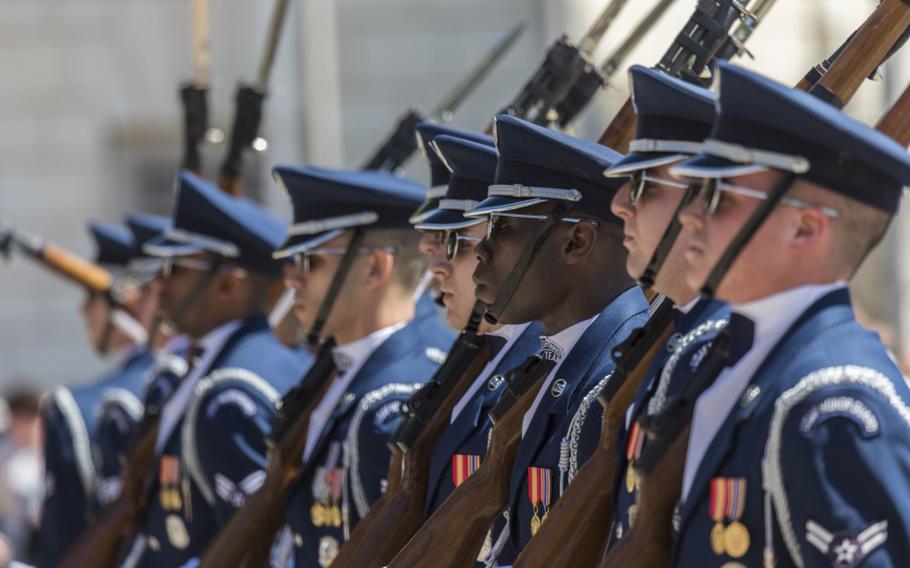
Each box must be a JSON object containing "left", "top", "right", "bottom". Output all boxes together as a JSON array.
[
  {"left": 599, "top": 0, "right": 678, "bottom": 77},
  {"left": 578, "top": 0, "right": 631, "bottom": 55},
  {"left": 429, "top": 21, "right": 527, "bottom": 121},
  {"left": 256, "top": 0, "right": 292, "bottom": 90}
]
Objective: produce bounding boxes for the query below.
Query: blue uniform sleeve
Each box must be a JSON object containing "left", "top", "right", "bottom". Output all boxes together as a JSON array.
[
  {"left": 93, "top": 389, "right": 144, "bottom": 505},
  {"left": 182, "top": 370, "right": 282, "bottom": 526},
  {"left": 38, "top": 393, "right": 93, "bottom": 568},
  {"left": 769, "top": 372, "right": 910, "bottom": 568}
]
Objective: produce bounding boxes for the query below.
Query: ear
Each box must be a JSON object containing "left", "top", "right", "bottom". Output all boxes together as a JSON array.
[
  {"left": 562, "top": 220, "right": 598, "bottom": 265},
  {"left": 790, "top": 207, "right": 827, "bottom": 252},
  {"left": 363, "top": 250, "right": 395, "bottom": 290}
]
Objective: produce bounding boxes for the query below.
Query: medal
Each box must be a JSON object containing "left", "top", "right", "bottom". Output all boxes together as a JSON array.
[
  {"left": 165, "top": 514, "right": 190, "bottom": 550},
  {"left": 328, "top": 504, "right": 342, "bottom": 528},
  {"left": 711, "top": 522, "right": 727, "bottom": 555},
  {"left": 724, "top": 521, "right": 750, "bottom": 558},
  {"left": 527, "top": 466, "right": 552, "bottom": 535},
  {"left": 452, "top": 454, "right": 481, "bottom": 487},
  {"left": 708, "top": 477, "right": 749, "bottom": 557},
  {"left": 317, "top": 536, "right": 340, "bottom": 567},
  {"left": 325, "top": 469, "right": 345, "bottom": 528},
  {"left": 159, "top": 456, "right": 182, "bottom": 512},
  {"left": 625, "top": 464, "right": 637, "bottom": 494},
  {"left": 311, "top": 502, "right": 326, "bottom": 526}
]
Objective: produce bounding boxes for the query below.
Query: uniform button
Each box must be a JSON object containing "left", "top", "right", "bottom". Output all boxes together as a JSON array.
[
  {"left": 295, "top": 533, "right": 304, "bottom": 547},
  {"left": 740, "top": 385, "right": 761, "bottom": 407},
  {"left": 148, "top": 536, "right": 160, "bottom": 551}
]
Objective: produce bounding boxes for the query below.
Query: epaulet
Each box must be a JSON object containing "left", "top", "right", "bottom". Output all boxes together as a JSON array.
[
  {"left": 343, "top": 382, "right": 422, "bottom": 523},
  {"left": 181, "top": 367, "right": 281, "bottom": 505},
  {"left": 763, "top": 365, "right": 910, "bottom": 567},
  {"left": 50, "top": 386, "right": 96, "bottom": 500}
]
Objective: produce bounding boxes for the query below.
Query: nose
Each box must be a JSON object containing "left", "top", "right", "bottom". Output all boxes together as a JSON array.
[
  {"left": 283, "top": 264, "right": 304, "bottom": 290},
  {"left": 474, "top": 235, "right": 492, "bottom": 264},
  {"left": 611, "top": 181, "right": 634, "bottom": 221},
  {"left": 678, "top": 191, "right": 706, "bottom": 231},
  {"left": 418, "top": 232, "right": 442, "bottom": 256}
]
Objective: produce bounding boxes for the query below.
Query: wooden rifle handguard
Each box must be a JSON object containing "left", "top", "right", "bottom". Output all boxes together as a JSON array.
[{"left": 387, "top": 357, "right": 551, "bottom": 568}]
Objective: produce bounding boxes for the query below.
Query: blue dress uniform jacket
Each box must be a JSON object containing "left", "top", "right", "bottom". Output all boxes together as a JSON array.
[
  {"left": 672, "top": 288, "right": 910, "bottom": 567},
  {"left": 128, "top": 315, "right": 308, "bottom": 568},
  {"left": 92, "top": 347, "right": 158, "bottom": 506},
  {"left": 285, "top": 314, "right": 454, "bottom": 568},
  {"left": 38, "top": 346, "right": 157, "bottom": 568},
  {"left": 423, "top": 323, "right": 544, "bottom": 518},
  {"left": 502, "top": 287, "right": 649, "bottom": 561},
  {"left": 607, "top": 299, "right": 729, "bottom": 546}
]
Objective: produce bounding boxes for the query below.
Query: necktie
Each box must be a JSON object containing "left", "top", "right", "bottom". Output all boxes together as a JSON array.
[
  {"left": 725, "top": 313, "right": 755, "bottom": 367},
  {"left": 486, "top": 334, "right": 508, "bottom": 359}
]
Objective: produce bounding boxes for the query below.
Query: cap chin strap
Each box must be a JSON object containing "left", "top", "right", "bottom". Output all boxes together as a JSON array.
[
  {"left": 699, "top": 174, "right": 797, "bottom": 299},
  {"left": 465, "top": 299, "right": 486, "bottom": 335},
  {"left": 638, "top": 183, "right": 699, "bottom": 290},
  {"left": 161, "top": 257, "right": 225, "bottom": 341},
  {"left": 98, "top": 316, "right": 115, "bottom": 355},
  {"left": 306, "top": 228, "right": 366, "bottom": 346},
  {"left": 483, "top": 202, "right": 572, "bottom": 325}
]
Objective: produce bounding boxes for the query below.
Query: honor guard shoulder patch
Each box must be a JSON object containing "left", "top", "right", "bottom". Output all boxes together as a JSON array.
[
  {"left": 373, "top": 400, "right": 403, "bottom": 427},
  {"left": 806, "top": 519, "right": 888, "bottom": 568},
  {"left": 798, "top": 396, "right": 880, "bottom": 439},
  {"left": 425, "top": 346, "right": 448, "bottom": 365}
]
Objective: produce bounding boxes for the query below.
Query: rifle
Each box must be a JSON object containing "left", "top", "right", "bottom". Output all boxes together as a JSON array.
[
  {"left": 387, "top": 355, "right": 553, "bottom": 568},
  {"left": 601, "top": 5, "right": 910, "bottom": 566},
  {"left": 546, "top": 0, "right": 679, "bottom": 130},
  {"left": 511, "top": 300, "right": 675, "bottom": 568},
  {"left": 199, "top": 339, "right": 338, "bottom": 568},
  {"left": 217, "top": 0, "right": 292, "bottom": 195},
  {"left": 600, "top": 0, "right": 776, "bottom": 153},
  {"left": 495, "top": 0, "right": 631, "bottom": 128},
  {"left": 360, "top": 22, "right": 525, "bottom": 172},
  {"left": 4, "top": 227, "right": 112, "bottom": 295},
  {"left": 329, "top": 309, "right": 490, "bottom": 568},
  {"left": 180, "top": 0, "right": 212, "bottom": 175}
]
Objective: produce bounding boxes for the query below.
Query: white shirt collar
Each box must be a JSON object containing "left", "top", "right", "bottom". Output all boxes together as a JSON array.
[
  {"left": 331, "top": 321, "right": 406, "bottom": 374},
  {"left": 489, "top": 322, "right": 529, "bottom": 342},
  {"left": 676, "top": 296, "right": 701, "bottom": 315},
  {"left": 732, "top": 280, "right": 847, "bottom": 345}
]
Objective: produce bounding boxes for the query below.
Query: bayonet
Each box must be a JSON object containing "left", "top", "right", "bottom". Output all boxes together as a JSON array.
[{"left": 180, "top": 0, "right": 212, "bottom": 175}]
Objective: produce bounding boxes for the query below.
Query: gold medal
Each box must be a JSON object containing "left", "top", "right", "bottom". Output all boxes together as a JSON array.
[
  {"left": 711, "top": 521, "right": 727, "bottom": 556},
  {"left": 329, "top": 505, "right": 342, "bottom": 527},
  {"left": 311, "top": 502, "right": 325, "bottom": 527},
  {"left": 165, "top": 514, "right": 190, "bottom": 550},
  {"left": 723, "top": 521, "right": 750, "bottom": 558},
  {"left": 530, "top": 510, "right": 541, "bottom": 536},
  {"left": 625, "top": 465, "right": 637, "bottom": 494}
]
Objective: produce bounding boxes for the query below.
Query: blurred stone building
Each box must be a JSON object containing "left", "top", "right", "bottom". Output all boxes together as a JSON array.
[{"left": 2, "top": 0, "right": 909, "bottom": 388}]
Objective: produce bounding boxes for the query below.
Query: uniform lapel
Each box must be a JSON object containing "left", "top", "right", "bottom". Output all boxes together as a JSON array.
[{"left": 674, "top": 290, "right": 854, "bottom": 543}]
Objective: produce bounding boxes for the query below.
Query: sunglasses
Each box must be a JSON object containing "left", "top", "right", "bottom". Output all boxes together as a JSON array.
[
  {"left": 484, "top": 212, "right": 596, "bottom": 241},
  {"left": 290, "top": 246, "right": 397, "bottom": 273},
  {"left": 432, "top": 231, "right": 482, "bottom": 261},
  {"left": 628, "top": 172, "right": 690, "bottom": 204},
  {"left": 697, "top": 179, "right": 841, "bottom": 217},
  {"left": 160, "top": 257, "right": 247, "bottom": 279}
]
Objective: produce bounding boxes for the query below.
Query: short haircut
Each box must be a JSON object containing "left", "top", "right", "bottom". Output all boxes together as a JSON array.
[
  {"left": 791, "top": 183, "right": 893, "bottom": 277},
  {"left": 4, "top": 385, "right": 41, "bottom": 417},
  {"left": 362, "top": 228, "right": 427, "bottom": 293}
]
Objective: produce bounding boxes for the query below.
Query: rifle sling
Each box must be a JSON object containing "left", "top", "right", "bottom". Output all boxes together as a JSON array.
[{"left": 271, "top": 338, "right": 337, "bottom": 443}]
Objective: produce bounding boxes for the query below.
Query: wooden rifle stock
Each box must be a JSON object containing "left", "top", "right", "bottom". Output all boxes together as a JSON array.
[
  {"left": 598, "top": 425, "right": 690, "bottom": 567},
  {"left": 877, "top": 81, "right": 910, "bottom": 145},
  {"left": 512, "top": 320, "right": 674, "bottom": 568},
  {"left": 808, "top": 0, "right": 910, "bottom": 109},
  {"left": 387, "top": 356, "right": 551, "bottom": 568},
  {"left": 11, "top": 230, "right": 112, "bottom": 296},
  {"left": 200, "top": 342, "right": 338, "bottom": 568},
  {"left": 330, "top": 339, "right": 491, "bottom": 568},
  {"left": 58, "top": 419, "right": 161, "bottom": 568},
  {"left": 597, "top": 99, "right": 637, "bottom": 154}
]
